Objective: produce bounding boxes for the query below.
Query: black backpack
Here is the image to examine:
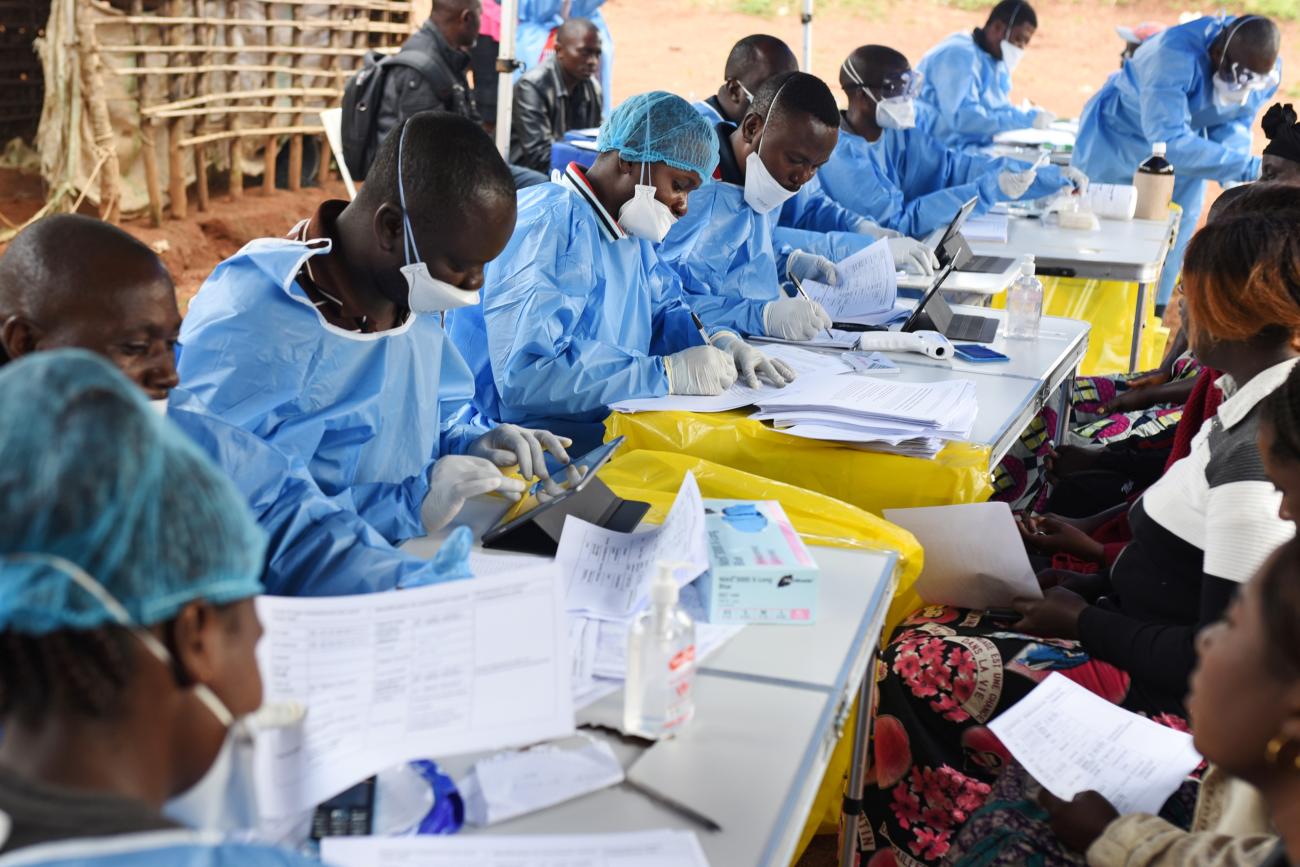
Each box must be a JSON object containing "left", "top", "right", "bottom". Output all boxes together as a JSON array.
[{"left": 341, "top": 48, "right": 447, "bottom": 180}]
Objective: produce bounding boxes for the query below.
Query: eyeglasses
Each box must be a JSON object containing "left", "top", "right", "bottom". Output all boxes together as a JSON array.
[
  {"left": 1216, "top": 59, "right": 1280, "bottom": 92},
  {"left": 841, "top": 60, "right": 923, "bottom": 100}
]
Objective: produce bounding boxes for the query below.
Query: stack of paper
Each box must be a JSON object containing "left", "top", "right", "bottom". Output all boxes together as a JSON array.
[
  {"left": 751, "top": 376, "right": 978, "bottom": 458},
  {"left": 962, "top": 213, "right": 1010, "bottom": 244},
  {"left": 322, "top": 830, "right": 712, "bottom": 867},
  {"left": 799, "top": 238, "right": 898, "bottom": 323}
]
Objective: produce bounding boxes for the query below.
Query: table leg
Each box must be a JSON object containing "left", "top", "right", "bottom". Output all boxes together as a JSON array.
[
  {"left": 1054, "top": 374, "right": 1073, "bottom": 445},
  {"left": 1129, "top": 281, "right": 1149, "bottom": 373},
  {"left": 838, "top": 649, "right": 879, "bottom": 867}
]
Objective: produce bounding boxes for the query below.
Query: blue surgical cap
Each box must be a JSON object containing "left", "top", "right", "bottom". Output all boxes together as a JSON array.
[
  {"left": 596, "top": 91, "right": 720, "bottom": 182},
  {"left": 0, "top": 350, "right": 267, "bottom": 634}
]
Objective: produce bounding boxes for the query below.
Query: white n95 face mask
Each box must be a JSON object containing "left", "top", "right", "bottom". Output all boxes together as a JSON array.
[
  {"left": 149, "top": 398, "right": 169, "bottom": 416},
  {"left": 1212, "top": 75, "right": 1252, "bottom": 109},
  {"left": 401, "top": 262, "right": 480, "bottom": 313},
  {"left": 618, "top": 162, "right": 678, "bottom": 243},
  {"left": 876, "top": 96, "right": 917, "bottom": 130},
  {"left": 1001, "top": 40, "right": 1025, "bottom": 72}
]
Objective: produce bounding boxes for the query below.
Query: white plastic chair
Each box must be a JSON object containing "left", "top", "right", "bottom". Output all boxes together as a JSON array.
[{"left": 319, "top": 107, "right": 357, "bottom": 201}]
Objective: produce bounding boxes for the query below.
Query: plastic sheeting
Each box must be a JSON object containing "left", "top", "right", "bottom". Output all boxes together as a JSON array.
[
  {"left": 994, "top": 276, "right": 1170, "bottom": 376},
  {"left": 604, "top": 410, "right": 994, "bottom": 517},
  {"left": 597, "top": 448, "right": 926, "bottom": 862}
]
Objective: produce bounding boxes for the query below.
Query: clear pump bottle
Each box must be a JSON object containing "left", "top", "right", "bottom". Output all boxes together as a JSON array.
[
  {"left": 623, "top": 563, "right": 696, "bottom": 740},
  {"left": 1006, "top": 255, "right": 1043, "bottom": 340}
]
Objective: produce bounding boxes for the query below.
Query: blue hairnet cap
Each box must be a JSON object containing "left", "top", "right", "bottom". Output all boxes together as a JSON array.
[
  {"left": 0, "top": 350, "right": 267, "bottom": 634},
  {"left": 596, "top": 91, "right": 720, "bottom": 182}
]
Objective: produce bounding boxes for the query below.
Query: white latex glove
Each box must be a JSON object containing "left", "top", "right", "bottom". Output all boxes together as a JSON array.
[
  {"left": 786, "top": 249, "right": 838, "bottom": 285},
  {"left": 762, "top": 296, "right": 833, "bottom": 341},
  {"left": 1032, "top": 108, "right": 1057, "bottom": 130},
  {"left": 665, "top": 345, "right": 738, "bottom": 395},
  {"left": 424, "top": 454, "right": 527, "bottom": 531},
  {"left": 1060, "top": 165, "right": 1089, "bottom": 192},
  {"left": 887, "top": 236, "right": 940, "bottom": 276},
  {"left": 469, "top": 424, "right": 575, "bottom": 494},
  {"left": 713, "top": 333, "right": 797, "bottom": 389},
  {"left": 854, "top": 218, "right": 899, "bottom": 240},
  {"left": 998, "top": 167, "right": 1037, "bottom": 199}
]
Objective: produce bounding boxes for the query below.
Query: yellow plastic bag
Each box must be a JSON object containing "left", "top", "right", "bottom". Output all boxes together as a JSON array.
[
  {"left": 993, "top": 276, "right": 1168, "bottom": 376},
  {"left": 597, "top": 449, "right": 926, "bottom": 862},
  {"left": 605, "top": 411, "right": 992, "bottom": 517}
]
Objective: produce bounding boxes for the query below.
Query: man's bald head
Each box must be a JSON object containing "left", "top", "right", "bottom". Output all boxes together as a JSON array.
[
  {"left": 556, "top": 17, "right": 598, "bottom": 44},
  {"left": 839, "top": 45, "right": 910, "bottom": 94},
  {"left": 430, "top": 0, "right": 480, "bottom": 51},
  {"left": 0, "top": 214, "right": 181, "bottom": 399},
  {"left": 725, "top": 35, "right": 799, "bottom": 89},
  {"left": 1215, "top": 15, "right": 1281, "bottom": 78}
]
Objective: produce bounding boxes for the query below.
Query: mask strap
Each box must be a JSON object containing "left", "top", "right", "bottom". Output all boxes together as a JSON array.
[
  {"left": 758, "top": 77, "right": 791, "bottom": 158},
  {"left": 842, "top": 59, "right": 879, "bottom": 105},
  {"left": 397, "top": 119, "right": 421, "bottom": 267},
  {"left": 0, "top": 553, "right": 236, "bottom": 729},
  {"left": 1006, "top": 1, "right": 1021, "bottom": 33},
  {"left": 1218, "top": 15, "right": 1254, "bottom": 77},
  {"left": 639, "top": 110, "right": 651, "bottom": 186}
]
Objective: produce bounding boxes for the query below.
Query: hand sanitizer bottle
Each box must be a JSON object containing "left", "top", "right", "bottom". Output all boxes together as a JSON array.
[
  {"left": 1005, "top": 255, "right": 1043, "bottom": 340},
  {"left": 623, "top": 562, "right": 696, "bottom": 740}
]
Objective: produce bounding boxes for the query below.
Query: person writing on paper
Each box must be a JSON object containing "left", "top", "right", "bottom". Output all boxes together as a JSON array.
[
  {"left": 693, "top": 35, "right": 895, "bottom": 244},
  {"left": 509, "top": 17, "right": 603, "bottom": 174},
  {"left": 819, "top": 45, "right": 1087, "bottom": 239},
  {"left": 853, "top": 207, "right": 1300, "bottom": 866},
  {"left": 447, "top": 92, "right": 794, "bottom": 452},
  {"left": 175, "top": 113, "right": 576, "bottom": 591},
  {"left": 1074, "top": 14, "right": 1281, "bottom": 314},
  {"left": 658, "top": 72, "right": 938, "bottom": 341},
  {"left": 0, "top": 351, "right": 321, "bottom": 865},
  {"left": 1262, "top": 103, "right": 1300, "bottom": 184},
  {"left": 916, "top": 0, "right": 1053, "bottom": 150}
]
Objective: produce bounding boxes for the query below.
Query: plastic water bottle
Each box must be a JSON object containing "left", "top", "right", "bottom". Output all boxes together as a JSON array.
[
  {"left": 1006, "top": 255, "right": 1043, "bottom": 340},
  {"left": 1133, "top": 141, "right": 1175, "bottom": 220},
  {"left": 623, "top": 562, "right": 696, "bottom": 740}
]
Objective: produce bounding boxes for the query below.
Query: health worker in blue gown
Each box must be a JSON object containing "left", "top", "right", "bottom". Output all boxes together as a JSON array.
[
  {"left": 691, "top": 34, "right": 893, "bottom": 243},
  {"left": 517, "top": 0, "right": 614, "bottom": 114},
  {"left": 0, "top": 351, "right": 327, "bottom": 867},
  {"left": 917, "top": 0, "right": 1056, "bottom": 150},
  {"left": 447, "top": 91, "right": 796, "bottom": 452},
  {"left": 659, "top": 71, "right": 939, "bottom": 342},
  {"left": 174, "top": 113, "right": 576, "bottom": 596},
  {"left": 819, "top": 45, "right": 1087, "bottom": 239},
  {"left": 1074, "top": 14, "right": 1281, "bottom": 309}
]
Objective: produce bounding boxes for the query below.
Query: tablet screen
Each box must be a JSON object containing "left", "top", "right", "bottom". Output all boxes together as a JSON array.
[{"left": 490, "top": 436, "right": 625, "bottom": 532}]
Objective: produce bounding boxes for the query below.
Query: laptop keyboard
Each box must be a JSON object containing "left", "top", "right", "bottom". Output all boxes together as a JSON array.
[
  {"left": 962, "top": 254, "right": 1016, "bottom": 274},
  {"left": 946, "top": 313, "right": 999, "bottom": 343}
]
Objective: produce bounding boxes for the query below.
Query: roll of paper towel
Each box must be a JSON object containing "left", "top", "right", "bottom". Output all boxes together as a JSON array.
[{"left": 1082, "top": 183, "right": 1138, "bottom": 221}]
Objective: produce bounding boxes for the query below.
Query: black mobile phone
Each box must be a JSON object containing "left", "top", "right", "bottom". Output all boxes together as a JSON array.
[{"left": 983, "top": 608, "right": 1022, "bottom": 624}]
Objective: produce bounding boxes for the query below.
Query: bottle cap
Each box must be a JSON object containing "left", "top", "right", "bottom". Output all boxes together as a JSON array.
[
  {"left": 651, "top": 562, "right": 679, "bottom": 606},
  {"left": 1152, "top": 142, "right": 1166, "bottom": 157},
  {"left": 1020, "top": 255, "right": 1036, "bottom": 277}
]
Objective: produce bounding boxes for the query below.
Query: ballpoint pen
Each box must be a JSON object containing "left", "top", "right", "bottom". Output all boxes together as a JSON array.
[
  {"left": 788, "top": 270, "right": 835, "bottom": 342},
  {"left": 689, "top": 310, "right": 713, "bottom": 346}
]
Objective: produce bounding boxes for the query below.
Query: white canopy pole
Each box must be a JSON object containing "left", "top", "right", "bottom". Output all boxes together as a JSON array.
[
  {"left": 494, "top": 0, "right": 519, "bottom": 157},
  {"left": 801, "top": 0, "right": 813, "bottom": 71}
]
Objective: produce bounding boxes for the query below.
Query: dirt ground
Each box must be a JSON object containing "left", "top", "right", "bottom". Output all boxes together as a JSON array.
[{"left": 2, "top": 0, "right": 1297, "bottom": 304}]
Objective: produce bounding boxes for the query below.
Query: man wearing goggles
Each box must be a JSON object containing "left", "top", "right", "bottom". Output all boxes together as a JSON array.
[
  {"left": 1075, "top": 13, "right": 1281, "bottom": 313},
  {"left": 819, "top": 45, "right": 1085, "bottom": 239}
]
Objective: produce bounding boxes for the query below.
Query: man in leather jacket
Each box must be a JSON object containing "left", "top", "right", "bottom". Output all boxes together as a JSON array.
[{"left": 509, "top": 18, "right": 603, "bottom": 173}]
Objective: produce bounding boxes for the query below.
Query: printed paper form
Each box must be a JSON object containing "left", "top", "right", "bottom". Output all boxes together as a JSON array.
[
  {"left": 556, "top": 472, "right": 710, "bottom": 620},
  {"left": 758, "top": 375, "right": 976, "bottom": 427},
  {"left": 321, "top": 830, "right": 712, "bottom": 867},
  {"left": 801, "top": 238, "right": 898, "bottom": 320},
  {"left": 252, "top": 563, "right": 573, "bottom": 819},
  {"left": 884, "top": 502, "right": 1041, "bottom": 609},
  {"left": 989, "top": 673, "right": 1202, "bottom": 815}
]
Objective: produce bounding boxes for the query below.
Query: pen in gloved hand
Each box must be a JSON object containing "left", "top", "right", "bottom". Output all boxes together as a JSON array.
[
  {"left": 689, "top": 310, "right": 713, "bottom": 346},
  {"left": 788, "top": 271, "right": 834, "bottom": 342}
]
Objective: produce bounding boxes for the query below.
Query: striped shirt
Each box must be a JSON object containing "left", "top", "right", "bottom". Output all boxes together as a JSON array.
[{"left": 1078, "top": 358, "right": 1297, "bottom": 708}]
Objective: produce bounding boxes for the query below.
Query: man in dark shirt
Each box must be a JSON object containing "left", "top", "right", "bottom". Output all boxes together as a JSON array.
[
  {"left": 376, "top": 0, "right": 545, "bottom": 187},
  {"left": 509, "top": 17, "right": 603, "bottom": 173}
]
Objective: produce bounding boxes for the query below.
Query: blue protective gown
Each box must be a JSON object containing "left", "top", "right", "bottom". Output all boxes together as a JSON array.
[
  {"left": 516, "top": 0, "right": 613, "bottom": 114},
  {"left": 817, "top": 116, "right": 1070, "bottom": 238},
  {"left": 446, "top": 180, "right": 707, "bottom": 450},
  {"left": 0, "top": 830, "right": 323, "bottom": 866},
  {"left": 657, "top": 178, "right": 876, "bottom": 337},
  {"left": 917, "top": 31, "right": 1038, "bottom": 149},
  {"left": 1074, "top": 16, "right": 1276, "bottom": 306},
  {"left": 175, "top": 235, "right": 485, "bottom": 595}
]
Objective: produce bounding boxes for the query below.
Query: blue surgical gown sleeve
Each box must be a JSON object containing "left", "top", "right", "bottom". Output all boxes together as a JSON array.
[
  {"left": 771, "top": 225, "right": 876, "bottom": 273},
  {"left": 657, "top": 188, "right": 773, "bottom": 337},
  {"left": 1133, "top": 48, "right": 1266, "bottom": 183},
  {"left": 648, "top": 255, "right": 713, "bottom": 354},
  {"left": 436, "top": 335, "right": 491, "bottom": 457},
  {"left": 884, "top": 131, "right": 1005, "bottom": 236},
  {"left": 169, "top": 399, "right": 471, "bottom": 597},
  {"left": 485, "top": 200, "right": 676, "bottom": 418},
  {"left": 778, "top": 177, "right": 868, "bottom": 235},
  {"left": 925, "top": 45, "right": 1036, "bottom": 144}
]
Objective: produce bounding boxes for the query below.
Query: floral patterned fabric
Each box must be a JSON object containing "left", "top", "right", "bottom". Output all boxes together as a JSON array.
[{"left": 855, "top": 607, "right": 1189, "bottom": 866}]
